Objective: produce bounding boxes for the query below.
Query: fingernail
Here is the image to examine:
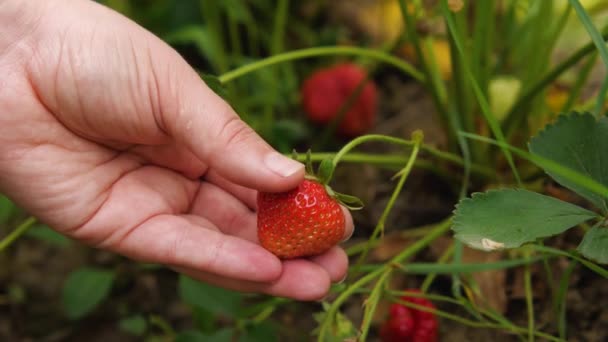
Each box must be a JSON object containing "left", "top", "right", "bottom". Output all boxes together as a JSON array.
[
  {"left": 337, "top": 273, "right": 348, "bottom": 284},
  {"left": 264, "top": 152, "right": 303, "bottom": 177},
  {"left": 341, "top": 226, "right": 355, "bottom": 242}
]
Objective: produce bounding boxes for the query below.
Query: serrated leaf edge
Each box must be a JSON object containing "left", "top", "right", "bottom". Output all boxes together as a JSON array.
[
  {"left": 527, "top": 111, "right": 595, "bottom": 151},
  {"left": 452, "top": 188, "right": 596, "bottom": 251}
]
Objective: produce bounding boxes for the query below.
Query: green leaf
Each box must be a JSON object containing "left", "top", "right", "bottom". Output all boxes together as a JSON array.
[
  {"left": 8, "top": 284, "right": 26, "bottom": 304},
  {"left": 176, "top": 329, "right": 234, "bottom": 342},
  {"left": 118, "top": 315, "right": 147, "bottom": 336},
  {"left": 190, "top": 306, "right": 217, "bottom": 333},
  {"left": 239, "top": 323, "right": 278, "bottom": 342},
  {"left": 271, "top": 121, "right": 309, "bottom": 153},
  {"left": 305, "top": 149, "right": 314, "bottom": 175},
  {"left": 200, "top": 74, "right": 229, "bottom": 101},
  {"left": 62, "top": 268, "right": 115, "bottom": 319},
  {"left": 25, "top": 225, "right": 70, "bottom": 248},
  {"left": 529, "top": 112, "right": 608, "bottom": 212},
  {"left": 578, "top": 225, "right": 608, "bottom": 264},
  {"left": 178, "top": 275, "right": 242, "bottom": 317},
  {"left": 164, "top": 25, "right": 215, "bottom": 61},
  {"left": 219, "top": 0, "right": 253, "bottom": 23},
  {"left": 312, "top": 302, "right": 357, "bottom": 341},
  {"left": 317, "top": 159, "right": 334, "bottom": 185},
  {"left": 0, "top": 195, "right": 15, "bottom": 223},
  {"left": 461, "top": 132, "right": 608, "bottom": 201},
  {"left": 453, "top": 188, "right": 596, "bottom": 250},
  {"left": 569, "top": 0, "right": 608, "bottom": 116},
  {"left": 175, "top": 331, "right": 207, "bottom": 342},
  {"left": 333, "top": 192, "right": 364, "bottom": 211}
]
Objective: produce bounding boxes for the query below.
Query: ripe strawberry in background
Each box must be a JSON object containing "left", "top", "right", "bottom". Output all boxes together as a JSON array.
[
  {"left": 380, "top": 289, "right": 439, "bottom": 342},
  {"left": 301, "top": 63, "right": 378, "bottom": 137}
]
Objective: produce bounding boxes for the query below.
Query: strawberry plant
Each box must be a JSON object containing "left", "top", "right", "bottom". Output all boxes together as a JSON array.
[{"left": 454, "top": 112, "right": 608, "bottom": 264}]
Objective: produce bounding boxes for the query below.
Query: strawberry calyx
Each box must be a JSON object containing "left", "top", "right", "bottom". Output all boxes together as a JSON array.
[{"left": 298, "top": 150, "right": 364, "bottom": 211}]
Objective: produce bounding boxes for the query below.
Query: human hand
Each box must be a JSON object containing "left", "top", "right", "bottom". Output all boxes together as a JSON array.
[{"left": 0, "top": 0, "right": 353, "bottom": 300}]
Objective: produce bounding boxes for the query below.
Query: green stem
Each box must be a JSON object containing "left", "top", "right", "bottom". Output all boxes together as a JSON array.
[
  {"left": 531, "top": 245, "right": 608, "bottom": 278},
  {"left": 346, "top": 224, "right": 440, "bottom": 256},
  {"left": 297, "top": 138, "right": 496, "bottom": 179},
  {"left": 389, "top": 297, "right": 563, "bottom": 342},
  {"left": 352, "top": 132, "right": 423, "bottom": 273},
  {"left": 359, "top": 269, "right": 392, "bottom": 341},
  {"left": 442, "top": 0, "right": 521, "bottom": 185},
  {"left": 218, "top": 46, "right": 424, "bottom": 84},
  {"left": 200, "top": 0, "right": 229, "bottom": 73},
  {"left": 397, "top": 0, "right": 450, "bottom": 136},
  {"left": 148, "top": 315, "right": 176, "bottom": 338},
  {"left": 421, "top": 243, "right": 454, "bottom": 292},
  {"left": 250, "top": 305, "right": 276, "bottom": 324},
  {"left": 317, "top": 219, "right": 451, "bottom": 341},
  {"left": 504, "top": 29, "right": 608, "bottom": 135},
  {"left": 270, "top": 0, "right": 288, "bottom": 55},
  {"left": 385, "top": 291, "right": 560, "bottom": 341},
  {"left": 227, "top": 15, "right": 242, "bottom": 58},
  {"left": 472, "top": 0, "right": 494, "bottom": 99},
  {"left": 569, "top": 0, "right": 608, "bottom": 74},
  {"left": 556, "top": 261, "right": 576, "bottom": 339},
  {"left": 460, "top": 132, "right": 608, "bottom": 203},
  {"left": 389, "top": 290, "right": 464, "bottom": 305},
  {"left": 296, "top": 152, "right": 475, "bottom": 192},
  {"left": 524, "top": 249, "right": 535, "bottom": 341},
  {"left": 594, "top": 76, "right": 608, "bottom": 117},
  {"left": 0, "top": 217, "right": 36, "bottom": 252},
  {"left": 562, "top": 52, "right": 597, "bottom": 112},
  {"left": 262, "top": 0, "right": 290, "bottom": 137},
  {"left": 355, "top": 256, "right": 548, "bottom": 274}
]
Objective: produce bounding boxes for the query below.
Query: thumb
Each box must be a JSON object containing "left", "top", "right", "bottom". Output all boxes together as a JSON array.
[{"left": 163, "top": 63, "right": 304, "bottom": 192}]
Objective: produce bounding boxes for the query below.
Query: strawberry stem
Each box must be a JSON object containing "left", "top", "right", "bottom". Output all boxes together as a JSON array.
[
  {"left": 317, "top": 159, "right": 334, "bottom": 185},
  {"left": 305, "top": 149, "right": 314, "bottom": 175}
]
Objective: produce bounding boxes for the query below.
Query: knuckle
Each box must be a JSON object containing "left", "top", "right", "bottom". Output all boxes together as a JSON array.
[{"left": 214, "top": 113, "right": 257, "bottom": 153}]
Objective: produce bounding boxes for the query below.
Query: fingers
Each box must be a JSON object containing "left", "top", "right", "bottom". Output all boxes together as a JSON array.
[
  {"left": 111, "top": 214, "right": 282, "bottom": 283},
  {"left": 176, "top": 258, "right": 332, "bottom": 301},
  {"left": 129, "top": 143, "right": 208, "bottom": 180},
  {"left": 308, "top": 246, "right": 349, "bottom": 283},
  {"left": 205, "top": 170, "right": 258, "bottom": 210},
  {"left": 190, "top": 182, "right": 258, "bottom": 242},
  {"left": 24, "top": 0, "right": 304, "bottom": 193},
  {"left": 341, "top": 206, "right": 355, "bottom": 241},
  {"left": 168, "top": 93, "right": 305, "bottom": 192}
]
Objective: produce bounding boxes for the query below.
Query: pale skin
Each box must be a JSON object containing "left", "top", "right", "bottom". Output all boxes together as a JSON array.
[{"left": 0, "top": 0, "right": 353, "bottom": 300}]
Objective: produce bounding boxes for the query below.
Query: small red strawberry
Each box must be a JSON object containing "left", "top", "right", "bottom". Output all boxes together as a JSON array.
[
  {"left": 257, "top": 153, "right": 362, "bottom": 259},
  {"left": 301, "top": 63, "right": 377, "bottom": 137},
  {"left": 380, "top": 290, "right": 439, "bottom": 342},
  {"left": 257, "top": 179, "right": 345, "bottom": 259}
]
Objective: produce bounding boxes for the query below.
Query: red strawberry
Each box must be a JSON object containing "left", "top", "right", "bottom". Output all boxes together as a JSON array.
[
  {"left": 301, "top": 63, "right": 377, "bottom": 137},
  {"left": 380, "top": 290, "right": 439, "bottom": 342},
  {"left": 257, "top": 179, "right": 346, "bottom": 259}
]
